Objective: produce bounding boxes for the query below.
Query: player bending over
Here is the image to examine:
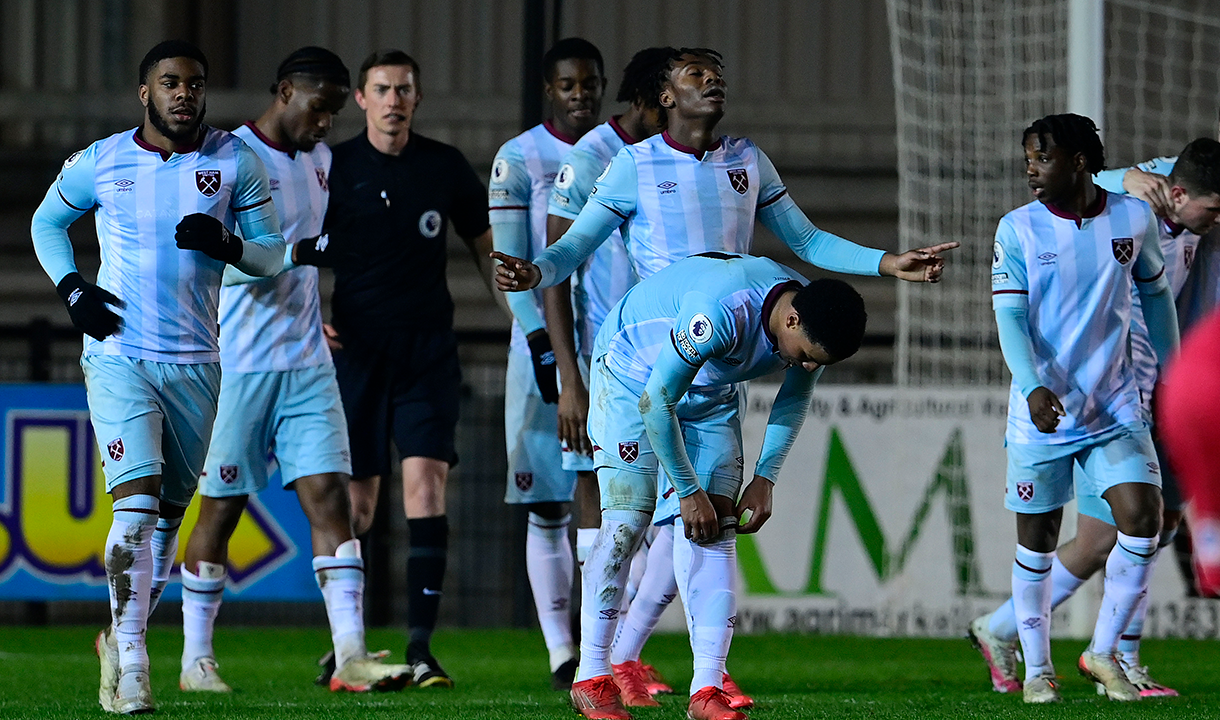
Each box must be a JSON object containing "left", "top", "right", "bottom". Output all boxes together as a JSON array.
[
  {"left": 178, "top": 47, "right": 412, "bottom": 695},
  {"left": 989, "top": 113, "right": 1179, "bottom": 704},
  {"left": 572, "top": 252, "right": 865, "bottom": 720},
  {"left": 29, "top": 40, "right": 286, "bottom": 713}
]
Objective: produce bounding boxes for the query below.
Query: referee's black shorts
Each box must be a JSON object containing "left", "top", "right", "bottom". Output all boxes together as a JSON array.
[{"left": 332, "top": 329, "right": 461, "bottom": 479}]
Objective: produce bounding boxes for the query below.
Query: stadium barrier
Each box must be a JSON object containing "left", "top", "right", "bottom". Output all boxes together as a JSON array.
[{"left": 0, "top": 325, "right": 1208, "bottom": 638}]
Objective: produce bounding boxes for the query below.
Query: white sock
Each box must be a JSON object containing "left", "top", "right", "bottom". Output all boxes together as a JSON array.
[
  {"left": 108, "top": 495, "right": 159, "bottom": 674},
  {"left": 674, "top": 518, "right": 735, "bottom": 695},
  {"left": 526, "top": 513, "right": 576, "bottom": 671},
  {"left": 1119, "top": 532, "right": 1173, "bottom": 666},
  {"left": 623, "top": 525, "right": 655, "bottom": 608},
  {"left": 181, "top": 561, "right": 226, "bottom": 669},
  {"left": 1090, "top": 532, "right": 1158, "bottom": 654},
  {"left": 576, "top": 527, "right": 598, "bottom": 566},
  {"left": 148, "top": 514, "right": 182, "bottom": 615},
  {"left": 575, "top": 510, "right": 649, "bottom": 683},
  {"left": 989, "top": 556, "right": 1087, "bottom": 642},
  {"left": 314, "top": 538, "right": 367, "bottom": 669},
  {"left": 1011, "top": 544, "right": 1054, "bottom": 681},
  {"left": 612, "top": 523, "right": 677, "bottom": 664}
]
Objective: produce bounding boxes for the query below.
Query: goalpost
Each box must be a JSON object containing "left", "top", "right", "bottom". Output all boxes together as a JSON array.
[{"left": 888, "top": 0, "right": 1220, "bottom": 387}]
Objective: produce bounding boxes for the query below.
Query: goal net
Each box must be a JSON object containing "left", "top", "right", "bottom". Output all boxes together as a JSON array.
[{"left": 888, "top": 0, "right": 1220, "bottom": 386}]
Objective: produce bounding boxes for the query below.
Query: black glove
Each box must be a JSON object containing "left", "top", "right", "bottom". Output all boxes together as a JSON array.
[
  {"left": 528, "top": 332, "right": 559, "bottom": 404},
  {"left": 293, "top": 234, "right": 343, "bottom": 268},
  {"left": 56, "top": 272, "right": 124, "bottom": 341},
  {"left": 175, "top": 213, "right": 243, "bottom": 264}
]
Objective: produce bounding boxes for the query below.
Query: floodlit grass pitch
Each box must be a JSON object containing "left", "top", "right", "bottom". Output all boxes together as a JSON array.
[{"left": 0, "top": 627, "right": 1217, "bottom": 719}]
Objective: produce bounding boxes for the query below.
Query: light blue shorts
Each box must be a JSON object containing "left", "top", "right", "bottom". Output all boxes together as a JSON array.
[
  {"left": 588, "top": 355, "right": 744, "bottom": 515},
  {"left": 1005, "top": 425, "right": 1161, "bottom": 515},
  {"left": 82, "top": 354, "right": 221, "bottom": 507},
  {"left": 1077, "top": 437, "right": 1180, "bottom": 524},
  {"left": 560, "top": 354, "right": 594, "bottom": 473},
  {"left": 505, "top": 350, "right": 576, "bottom": 504},
  {"left": 200, "top": 364, "right": 351, "bottom": 498}
]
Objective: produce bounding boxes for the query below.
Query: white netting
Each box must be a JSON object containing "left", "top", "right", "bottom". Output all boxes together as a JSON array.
[
  {"left": 1105, "top": 0, "right": 1220, "bottom": 167},
  {"left": 887, "top": 0, "right": 1067, "bottom": 386},
  {"left": 889, "top": 0, "right": 1220, "bottom": 386}
]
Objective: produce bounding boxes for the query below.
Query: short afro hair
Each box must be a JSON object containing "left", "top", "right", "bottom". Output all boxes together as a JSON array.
[
  {"left": 1170, "top": 137, "right": 1220, "bottom": 198},
  {"left": 139, "top": 40, "right": 208, "bottom": 86},
  {"left": 791, "top": 278, "right": 867, "bottom": 361},
  {"left": 644, "top": 47, "right": 723, "bottom": 120},
  {"left": 542, "top": 37, "right": 604, "bottom": 81},
  {"left": 1023, "top": 113, "right": 1106, "bottom": 174}
]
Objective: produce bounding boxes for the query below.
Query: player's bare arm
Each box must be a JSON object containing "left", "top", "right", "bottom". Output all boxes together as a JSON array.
[
  {"left": 735, "top": 475, "right": 773, "bottom": 534},
  {"left": 491, "top": 251, "right": 541, "bottom": 291},
  {"left": 543, "top": 214, "right": 591, "bottom": 454},
  {"left": 1026, "top": 386, "right": 1065, "bottom": 434},
  {"left": 878, "top": 241, "right": 961, "bottom": 283},
  {"left": 1123, "top": 167, "right": 1173, "bottom": 217}
]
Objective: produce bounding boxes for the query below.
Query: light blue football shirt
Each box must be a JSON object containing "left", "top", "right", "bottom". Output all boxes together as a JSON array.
[
  {"left": 219, "top": 123, "right": 331, "bottom": 373},
  {"left": 548, "top": 117, "right": 640, "bottom": 356},
  {"left": 533, "top": 132, "right": 885, "bottom": 289},
  {"left": 32, "top": 126, "right": 283, "bottom": 363},
  {"left": 490, "top": 121, "right": 574, "bottom": 356},
  {"left": 991, "top": 192, "right": 1165, "bottom": 443}
]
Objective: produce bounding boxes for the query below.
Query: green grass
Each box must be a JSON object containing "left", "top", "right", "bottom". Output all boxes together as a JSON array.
[{"left": 1, "top": 627, "right": 1219, "bottom": 718}]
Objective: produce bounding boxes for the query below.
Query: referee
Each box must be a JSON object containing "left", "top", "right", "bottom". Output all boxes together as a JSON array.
[{"left": 294, "top": 49, "right": 497, "bottom": 688}]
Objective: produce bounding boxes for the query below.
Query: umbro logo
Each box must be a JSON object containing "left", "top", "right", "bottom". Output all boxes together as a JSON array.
[
  {"left": 1037, "top": 252, "right": 1057, "bottom": 264},
  {"left": 599, "top": 608, "right": 620, "bottom": 620},
  {"left": 1022, "top": 617, "right": 1042, "bottom": 630},
  {"left": 657, "top": 180, "right": 677, "bottom": 195},
  {"left": 551, "top": 597, "right": 569, "bottom": 611},
  {"left": 114, "top": 179, "right": 134, "bottom": 192},
  {"left": 68, "top": 288, "right": 82, "bottom": 306}
]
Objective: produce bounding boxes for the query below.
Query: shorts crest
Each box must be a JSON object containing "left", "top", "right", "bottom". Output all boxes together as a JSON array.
[
  {"left": 107, "top": 438, "right": 124, "bottom": 462},
  {"left": 515, "top": 471, "right": 533, "bottom": 491},
  {"left": 619, "top": 441, "right": 639, "bottom": 464},
  {"left": 1016, "top": 481, "right": 1034, "bottom": 502},
  {"left": 220, "top": 464, "right": 239, "bottom": 484}
]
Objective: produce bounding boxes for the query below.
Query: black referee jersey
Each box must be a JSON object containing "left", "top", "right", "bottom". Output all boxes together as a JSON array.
[{"left": 325, "top": 130, "right": 490, "bottom": 346}]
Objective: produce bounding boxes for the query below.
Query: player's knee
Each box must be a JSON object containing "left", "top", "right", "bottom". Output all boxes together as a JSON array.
[{"left": 527, "top": 501, "right": 569, "bottom": 521}]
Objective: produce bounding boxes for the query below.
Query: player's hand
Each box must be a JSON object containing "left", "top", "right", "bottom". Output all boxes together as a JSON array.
[
  {"left": 527, "top": 331, "right": 559, "bottom": 404},
  {"left": 293, "top": 233, "right": 360, "bottom": 269},
  {"left": 1123, "top": 168, "right": 1173, "bottom": 218},
  {"left": 679, "top": 489, "right": 720, "bottom": 545},
  {"left": 557, "top": 377, "right": 592, "bottom": 456},
  {"left": 176, "top": 213, "right": 243, "bottom": 264},
  {"left": 881, "top": 242, "right": 960, "bottom": 283},
  {"left": 1026, "top": 386, "right": 1065, "bottom": 433},
  {"left": 736, "top": 475, "right": 774, "bottom": 534},
  {"left": 322, "top": 323, "right": 343, "bottom": 351},
  {"left": 491, "top": 251, "right": 541, "bottom": 291},
  {"left": 56, "top": 272, "right": 125, "bottom": 341}
]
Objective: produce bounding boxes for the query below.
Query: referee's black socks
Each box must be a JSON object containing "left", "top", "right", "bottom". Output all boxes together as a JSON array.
[{"left": 406, "top": 515, "right": 449, "bottom": 661}]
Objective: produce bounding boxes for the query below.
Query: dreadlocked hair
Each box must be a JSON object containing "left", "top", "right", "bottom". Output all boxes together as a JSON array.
[
  {"left": 616, "top": 47, "right": 676, "bottom": 107},
  {"left": 1023, "top": 113, "right": 1106, "bottom": 174},
  {"left": 270, "top": 46, "right": 351, "bottom": 94}
]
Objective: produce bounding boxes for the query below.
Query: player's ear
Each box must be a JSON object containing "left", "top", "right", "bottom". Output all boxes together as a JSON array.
[
  {"left": 138, "top": 84, "right": 149, "bottom": 108},
  {"left": 1073, "top": 151, "right": 1088, "bottom": 173},
  {"left": 659, "top": 89, "right": 674, "bottom": 110},
  {"left": 276, "top": 79, "right": 294, "bottom": 105}
]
